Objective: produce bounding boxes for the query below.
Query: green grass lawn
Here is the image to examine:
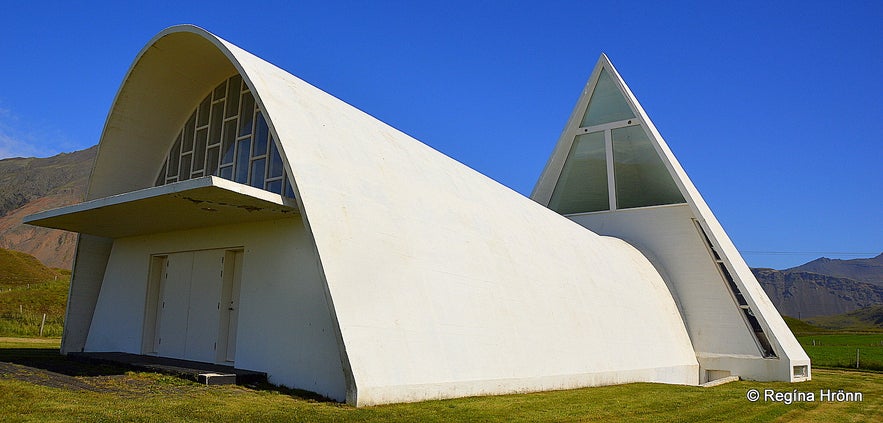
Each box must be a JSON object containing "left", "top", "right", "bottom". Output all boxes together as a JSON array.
[{"left": 1, "top": 338, "right": 881, "bottom": 422}]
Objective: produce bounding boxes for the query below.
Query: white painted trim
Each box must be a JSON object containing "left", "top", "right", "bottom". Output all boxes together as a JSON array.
[
  {"left": 577, "top": 117, "right": 642, "bottom": 132},
  {"left": 563, "top": 202, "right": 689, "bottom": 217}
]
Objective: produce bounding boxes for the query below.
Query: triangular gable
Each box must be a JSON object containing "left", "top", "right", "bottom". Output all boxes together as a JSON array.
[
  {"left": 532, "top": 54, "right": 810, "bottom": 383},
  {"left": 581, "top": 68, "right": 635, "bottom": 127},
  {"left": 535, "top": 54, "right": 685, "bottom": 215}
]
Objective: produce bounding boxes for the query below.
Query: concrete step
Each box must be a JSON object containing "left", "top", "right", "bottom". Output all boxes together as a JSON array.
[{"left": 700, "top": 375, "right": 740, "bottom": 388}]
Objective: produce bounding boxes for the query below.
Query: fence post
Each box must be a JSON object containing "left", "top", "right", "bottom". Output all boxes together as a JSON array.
[{"left": 40, "top": 313, "right": 47, "bottom": 337}]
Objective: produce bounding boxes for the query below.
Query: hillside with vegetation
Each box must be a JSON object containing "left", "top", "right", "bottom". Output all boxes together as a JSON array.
[
  {"left": 807, "top": 305, "right": 883, "bottom": 332},
  {"left": 0, "top": 248, "right": 68, "bottom": 337},
  {"left": 0, "top": 248, "right": 61, "bottom": 284}
]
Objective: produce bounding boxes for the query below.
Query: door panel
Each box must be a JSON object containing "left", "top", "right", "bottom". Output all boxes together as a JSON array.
[
  {"left": 225, "top": 251, "right": 243, "bottom": 362},
  {"left": 156, "top": 252, "right": 193, "bottom": 358},
  {"left": 142, "top": 255, "right": 166, "bottom": 354},
  {"left": 184, "top": 250, "right": 224, "bottom": 362}
]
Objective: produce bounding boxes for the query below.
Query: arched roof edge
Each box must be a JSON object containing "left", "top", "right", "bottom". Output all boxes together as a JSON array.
[{"left": 82, "top": 25, "right": 359, "bottom": 400}]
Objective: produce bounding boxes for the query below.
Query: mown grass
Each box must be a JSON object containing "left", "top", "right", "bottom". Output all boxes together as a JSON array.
[{"left": 0, "top": 339, "right": 881, "bottom": 422}]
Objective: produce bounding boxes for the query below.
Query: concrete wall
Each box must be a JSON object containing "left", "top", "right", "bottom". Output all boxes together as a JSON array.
[
  {"left": 569, "top": 204, "right": 762, "bottom": 357},
  {"left": 212, "top": 37, "right": 702, "bottom": 405},
  {"left": 84, "top": 218, "right": 347, "bottom": 401},
  {"left": 567, "top": 205, "right": 810, "bottom": 382},
  {"left": 61, "top": 234, "right": 112, "bottom": 354},
  {"left": 193, "top": 27, "right": 701, "bottom": 405}
]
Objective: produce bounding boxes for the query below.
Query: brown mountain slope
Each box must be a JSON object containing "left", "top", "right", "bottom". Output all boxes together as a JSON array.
[
  {"left": 0, "top": 146, "right": 96, "bottom": 268},
  {"left": 0, "top": 147, "right": 95, "bottom": 216}
]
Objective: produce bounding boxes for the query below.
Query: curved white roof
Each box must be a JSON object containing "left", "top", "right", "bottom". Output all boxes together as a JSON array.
[{"left": 79, "top": 25, "right": 698, "bottom": 405}]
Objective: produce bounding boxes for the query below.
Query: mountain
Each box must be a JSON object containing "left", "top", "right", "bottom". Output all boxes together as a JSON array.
[
  {"left": 754, "top": 267, "right": 883, "bottom": 318},
  {"left": 0, "top": 146, "right": 96, "bottom": 268},
  {"left": 786, "top": 254, "right": 883, "bottom": 287}
]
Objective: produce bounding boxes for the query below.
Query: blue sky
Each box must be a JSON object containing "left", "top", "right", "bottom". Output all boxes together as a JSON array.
[{"left": 1, "top": 1, "right": 880, "bottom": 269}]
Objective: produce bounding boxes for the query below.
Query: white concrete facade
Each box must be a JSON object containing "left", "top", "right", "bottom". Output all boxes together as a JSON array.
[
  {"left": 85, "top": 219, "right": 347, "bottom": 400},
  {"left": 25, "top": 26, "right": 808, "bottom": 406}
]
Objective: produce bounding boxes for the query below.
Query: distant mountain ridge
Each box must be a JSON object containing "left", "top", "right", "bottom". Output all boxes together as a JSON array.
[
  {"left": 753, "top": 267, "right": 883, "bottom": 319},
  {"left": 0, "top": 146, "right": 96, "bottom": 268},
  {"left": 786, "top": 254, "right": 883, "bottom": 287}
]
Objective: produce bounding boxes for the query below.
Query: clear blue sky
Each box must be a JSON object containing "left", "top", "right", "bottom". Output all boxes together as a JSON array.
[{"left": 1, "top": 1, "right": 880, "bottom": 269}]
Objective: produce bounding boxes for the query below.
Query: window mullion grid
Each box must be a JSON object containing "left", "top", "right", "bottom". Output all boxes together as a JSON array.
[
  {"left": 218, "top": 112, "right": 238, "bottom": 178},
  {"left": 246, "top": 105, "right": 259, "bottom": 186},
  {"left": 205, "top": 97, "right": 225, "bottom": 175},
  {"left": 572, "top": 119, "right": 642, "bottom": 212},
  {"left": 164, "top": 149, "right": 174, "bottom": 185},
  {"left": 156, "top": 75, "right": 293, "bottom": 198}
]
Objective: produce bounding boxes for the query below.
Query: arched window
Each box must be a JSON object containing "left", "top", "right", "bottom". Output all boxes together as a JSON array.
[{"left": 155, "top": 74, "right": 294, "bottom": 198}]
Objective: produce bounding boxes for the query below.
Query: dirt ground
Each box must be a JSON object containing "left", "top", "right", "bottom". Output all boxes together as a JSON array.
[
  {"left": 0, "top": 360, "right": 204, "bottom": 396},
  {"left": 0, "top": 338, "right": 203, "bottom": 396}
]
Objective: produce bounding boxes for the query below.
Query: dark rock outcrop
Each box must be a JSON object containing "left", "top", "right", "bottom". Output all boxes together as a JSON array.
[{"left": 754, "top": 267, "right": 883, "bottom": 318}]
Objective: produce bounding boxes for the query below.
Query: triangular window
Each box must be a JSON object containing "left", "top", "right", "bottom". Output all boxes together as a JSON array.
[
  {"left": 612, "top": 125, "right": 685, "bottom": 209},
  {"left": 580, "top": 69, "right": 635, "bottom": 127},
  {"left": 549, "top": 131, "right": 609, "bottom": 214},
  {"left": 548, "top": 64, "right": 686, "bottom": 214}
]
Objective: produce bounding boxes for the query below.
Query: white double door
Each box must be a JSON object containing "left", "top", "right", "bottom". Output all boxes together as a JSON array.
[{"left": 154, "top": 249, "right": 241, "bottom": 364}]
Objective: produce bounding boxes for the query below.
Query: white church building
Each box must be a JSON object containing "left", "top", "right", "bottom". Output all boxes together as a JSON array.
[{"left": 26, "top": 25, "right": 810, "bottom": 406}]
